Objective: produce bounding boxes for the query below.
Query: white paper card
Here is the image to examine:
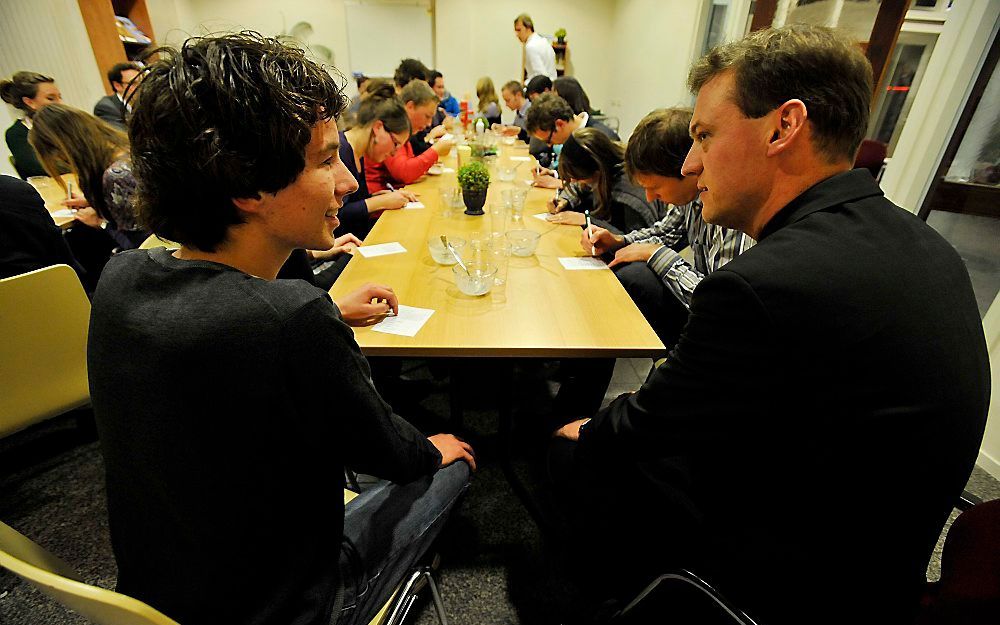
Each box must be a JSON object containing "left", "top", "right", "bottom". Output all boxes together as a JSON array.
[
  {"left": 559, "top": 257, "right": 608, "bottom": 271},
  {"left": 357, "top": 242, "right": 407, "bottom": 258},
  {"left": 533, "top": 212, "right": 551, "bottom": 221},
  {"left": 372, "top": 305, "right": 435, "bottom": 337},
  {"left": 50, "top": 209, "right": 75, "bottom": 218},
  {"left": 440, "top": 167, "right": 456, "bottom": 173},
  {"left": 440, "top": 133, "right": 454, "bottom": 142},
  {"left": 403, "top": 201, "right": 426, "bottom": 209},
  {"left": 510, "top": 155, "right": 532, "bottom": 162}
]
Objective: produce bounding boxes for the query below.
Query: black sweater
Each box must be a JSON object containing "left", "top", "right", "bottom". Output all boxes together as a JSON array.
[{"left": 89, "top": 247, "right": 441, "bottom": 625}]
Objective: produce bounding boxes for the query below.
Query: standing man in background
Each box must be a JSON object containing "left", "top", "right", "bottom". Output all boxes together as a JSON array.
[
  {"left": 514, "top": 13, "right": 557, "bottom": 83},
  {"left": 93, "top": 62, "right": 140, "bottom": 130}
]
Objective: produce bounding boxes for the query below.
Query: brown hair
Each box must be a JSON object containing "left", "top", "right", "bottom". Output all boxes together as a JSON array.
[
  {"left": 688, "top": 24, "right": 872, "bottom": 163},
  {"left": 399, "top": 78, "right": 437, "bottom": 106},
  {"left": 357, "top": 81, "right": 410, "bottom": 135},
  {"left": 624, "top": 108, "right": 694, "bottom": 179},
  {"left": 525, "top": 92, "right": 574, "bottom": 133},
  {"left": 501, "top": 80, "right": 523, "bottom": 96},
  {"left": 29, "top": 104, "right": 129, "bottom": 220},
  {"left": 558, "top": 128, "right": 626, "bottom": 221},
  {"left": 0, "top": 71, "right": 55, "bottom": 115},
  {"left": 514, "top": 13, "right": 534, "bottom": 31},
  {"left": 475, "top": 77, "right": 499, "bottom": 113}
]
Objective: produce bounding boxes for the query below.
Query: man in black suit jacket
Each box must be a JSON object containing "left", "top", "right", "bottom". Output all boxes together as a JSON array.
[
  {"left": 93, "top": 62, "right": 140, "bottom": 130},
  {"left": 550, "top": 25, "right": 990, "bottom": 625}
]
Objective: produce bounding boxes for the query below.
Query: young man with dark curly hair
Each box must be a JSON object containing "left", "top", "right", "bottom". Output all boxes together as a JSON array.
[{"left": 88, "top": 32, "right": 474, "bottom": 625}]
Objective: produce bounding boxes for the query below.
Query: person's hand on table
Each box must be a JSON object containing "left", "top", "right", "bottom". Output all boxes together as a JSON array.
[
  {"left": 582, "top": 226, "right": 625, "bottom": 256},
  {"left": 553, "top": 418, "right": 590, "bottom": 442},
  {"left": 547, "top": 211, "right": 585, "bottom": 226},
  {"left": 310, "top": 233, "right": 362, "bottom": 260},
  {"left": 432, "top": 138, "right": 455, "bottom": 157},
  {"left": 369, "top": 191, "right": 413, "bottom": 211},
  {"left": 334, "top": 282, "right": 398, "bottom": 327},
  {"left": 428, "top": 434, "right": 477, "bottom": 470},
  {"left": 547, "top": 197, "right": 569, "bottom": 214},
  {"left": 61, "top": 192, "right": 90, "bottom": 209},
  {"left": 608, "top": 243, "right": 664, "bottom": 268},
  {"left": 72, "top": 207, "right": 106, "bottom": 229},
  {"left": 427, "top": 124, "right": 447, "bottom": 141},
  {"left": 442, "top": 115, "right": 456, "bottom": 131},
  {"left": 500, "top": 125, "right": 521, "bottom": 137},
  {"left": 532, "top": 171, "right": 562, "bottom": 189}
]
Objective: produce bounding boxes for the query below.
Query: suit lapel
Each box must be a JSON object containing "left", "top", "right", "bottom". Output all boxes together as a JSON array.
[{"left": 759, "top": 169, "right": 884, "bottom": 240}]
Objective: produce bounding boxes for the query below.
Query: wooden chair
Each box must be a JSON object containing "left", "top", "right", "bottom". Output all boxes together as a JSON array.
[
  {"left": 0, "top": 520, "right": 180, "bottom": 625},
  {"left": 0, "top": 264, "right": 91, "bottom": 438}
]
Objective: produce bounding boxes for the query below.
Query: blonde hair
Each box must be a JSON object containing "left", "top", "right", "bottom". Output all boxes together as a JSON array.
[{"left": 476, "top": 77, "right": 499, "bottom": 113}]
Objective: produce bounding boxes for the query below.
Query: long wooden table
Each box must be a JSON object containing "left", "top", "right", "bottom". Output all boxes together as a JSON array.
[
  {"left": 26, "top": 174, "right": 78, "bottom": 228},
  {"left": 330, "top": 144, "right": 665, "bottom": 359}
]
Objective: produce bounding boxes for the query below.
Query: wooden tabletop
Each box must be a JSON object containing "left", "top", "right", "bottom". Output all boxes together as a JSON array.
[
  {"left": 26, "top": 174, "right": 78, "bottom": 228},
  {"left": 329, "top": 142, "right": 665, "bottom": 359}
]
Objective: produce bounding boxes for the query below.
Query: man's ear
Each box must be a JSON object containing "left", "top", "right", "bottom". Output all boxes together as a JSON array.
[
  {"left": 766, "top": 99, "right": 807, "bottom": 157},
  {"left": 232, "top": 193, "right": 265, "bottom": 217}
]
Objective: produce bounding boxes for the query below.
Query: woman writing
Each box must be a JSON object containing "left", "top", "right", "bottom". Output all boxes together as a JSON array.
[
  {"left": 365, "top": 80, "right": 454, "bottom": 192},
  {"left": 1, "top": 71, "right": 63, "bottom": 179},
  {"left": 29, "top": 104, "right": 149, "bottom": 249},
  {"left": 547, "top": 128, "right": 664, "bottom": 233},
  {"left": 475, "top": 77, "right": 501, "bottom": 127}
]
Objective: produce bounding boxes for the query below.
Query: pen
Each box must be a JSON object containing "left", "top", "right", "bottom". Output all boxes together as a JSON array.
[
  {"left": 67, "top": 181, "right": 73, "bottom": 201},
  {"left": 386, "top": 183, "right": 396, "bottom": 192},
  {"left": 584, "top": 210, "right": 596, "bottom": 256}
]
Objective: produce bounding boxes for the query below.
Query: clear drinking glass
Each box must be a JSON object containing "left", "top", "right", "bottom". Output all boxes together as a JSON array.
[
  {"left": 488, "top": 236, "right": 512, "bottom": 286},
  {"left": 488, "top": 201, "right": 510, "bottom": 239}
]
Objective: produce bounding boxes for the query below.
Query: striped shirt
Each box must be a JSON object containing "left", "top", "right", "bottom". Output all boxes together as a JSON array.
[{"left": 623, "top": 198, "right": 755, "bottom": 308}]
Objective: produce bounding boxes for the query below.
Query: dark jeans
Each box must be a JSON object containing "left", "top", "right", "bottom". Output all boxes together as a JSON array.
[{"left": 335, "top": 462, "right": 470, "bottom": 625}]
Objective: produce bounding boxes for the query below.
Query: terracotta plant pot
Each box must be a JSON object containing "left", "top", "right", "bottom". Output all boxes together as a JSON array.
[{"left": 462, "top": 188, "right": 488, "bottom": 215}]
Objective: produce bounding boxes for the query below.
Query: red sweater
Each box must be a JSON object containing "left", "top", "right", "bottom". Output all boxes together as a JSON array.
[{"left": 365, "top": 140, "right": 439, "bottom": 192}]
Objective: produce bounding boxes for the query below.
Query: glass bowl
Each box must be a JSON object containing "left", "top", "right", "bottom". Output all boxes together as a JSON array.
[
  {"left": 428, "top": 236, "right": 466, "bottom": 265},
  {"left": 452, "top": 262, "right": 497, "bottom": 296},
  {"left": 506, "top": 229, "right": 541, "bottom": 257}
]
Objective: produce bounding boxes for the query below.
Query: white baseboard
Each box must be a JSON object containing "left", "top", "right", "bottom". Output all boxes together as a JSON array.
[{"left": 977, "top": 449, "right": 1000, "bottom": 481}]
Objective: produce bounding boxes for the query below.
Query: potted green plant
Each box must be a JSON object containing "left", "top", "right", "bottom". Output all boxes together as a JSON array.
[
  {"left": 457, "top": 161, "right": 490, "bottom": 215},
  {"left": 554, "top": 28, "right": 566, "bottom": 44}
]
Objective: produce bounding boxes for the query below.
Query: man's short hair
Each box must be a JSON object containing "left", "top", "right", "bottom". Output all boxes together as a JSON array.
[
  {"left": 501, "top": 80, "right": 523, "bottom": 96},
  {"left": 107, "top": 62, "right": 140, "bottom": 90},
  {"left": 394, "top": 58, "right": 429, "bottom": 89},
  {"left": 624, "top": 108, "right": 694, "bottom": 179},
  {"left": 129, "top": 32, "right": 349, "bottom": 252},
  {"left": 525, "top": 92, "right": 574, "bottom": 133},
  {"left": 399, "top": 79, "right": 437, "bottom": 106},
  {"left": 514, "top": 13, "right": 534, "bottom": 31},
  {"left": 427, "top": 70, "right": 443, "bottom": 85},
  {"left": 525, "top": 75, "right": 552, "bottom": 98},
  {"left": 688, "top": 24, "right": 872, "bottom": 163}
]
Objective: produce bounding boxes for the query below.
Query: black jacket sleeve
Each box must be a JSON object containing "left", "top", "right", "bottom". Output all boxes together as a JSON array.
[
  {"left": 281, "top": 296, "right": 441, "bottom": 482},
  {"left": 577, "top": 269, "right": 774, "bottom": 463}
]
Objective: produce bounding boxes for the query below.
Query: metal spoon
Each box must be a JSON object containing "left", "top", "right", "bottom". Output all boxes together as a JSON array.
[{"left": 440, "top": 235, "right": 470, "bottom": 275}]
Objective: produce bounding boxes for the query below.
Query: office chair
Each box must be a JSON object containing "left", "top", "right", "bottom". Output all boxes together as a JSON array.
[
  {"left": 0, "top": 264, "right": 91, "bottom": 439},
  {"left": 854, "top": 139, "right": 888, "bottom": 180}
]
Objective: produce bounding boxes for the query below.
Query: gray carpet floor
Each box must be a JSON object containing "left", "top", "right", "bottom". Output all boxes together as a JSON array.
[{"left": 2, "top": 358, "right": 998, "bottom": 625}]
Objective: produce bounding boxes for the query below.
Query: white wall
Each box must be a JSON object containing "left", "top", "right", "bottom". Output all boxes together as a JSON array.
[
  {"left": 0, "top": 0, "right": 107, "bottom": 177},
  {"left": 606, "top": 0, "right": 707, "bottom": 139}
]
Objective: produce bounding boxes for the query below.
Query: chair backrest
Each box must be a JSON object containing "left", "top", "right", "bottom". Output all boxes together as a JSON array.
[
  {"left": 0, "top": 265, "right": 91, "bottom": 437},
  {"left": 0, "top": 520, "right": 180, "bottom": 625},
  {"left": 854, "top": 139, "right": 888, "bottom": 178}
]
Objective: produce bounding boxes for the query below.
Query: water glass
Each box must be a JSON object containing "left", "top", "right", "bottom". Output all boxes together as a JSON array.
[
  {"left": 439, "top": 187, "right": 461, "bottom": 217},
  {"left": 488, "top": 201, "right": 510, "bottom": 239},
  {"left": 502, "top": 188, "right": 528, "bottom": 224},
  {"left": 488, "top": 236, "right": 512, "bottom": 286}
]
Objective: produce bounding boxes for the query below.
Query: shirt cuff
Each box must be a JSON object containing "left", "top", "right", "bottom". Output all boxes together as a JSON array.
[{"left": 647, "top": 245, "right": 680, "bottom": 278}]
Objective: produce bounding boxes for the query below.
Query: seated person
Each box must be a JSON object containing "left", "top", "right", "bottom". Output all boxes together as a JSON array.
[
  {"left": 553, "top": 76, "right": 597, "bottom": 116},
  {"left": 90, "top": 32, "right": 475, "bottom": 625},
  {"left": 526, "top": 93, "right": 620, "bottom": 185},
  {"left": 548, "top": 25, "right": 989, "bottom": 625},
  {"left": 30, "top": 104, "right": 149, "bottom": 250},
  {"left": 0, "top": 174, "right": 86, "bottom": 286},
  {"left": 93, "top": 62, "right": 140, "bottom": 130},
  {"left": 546, "top": 127, "right": 664, "bottom": 233},
  {"left": 340, "top": 74, "right": 370, "bottom": 130},
  {"left": 500, "top": 80, "right": 531, "bottom": 142},
  {"left": 338, "top": 81, "right": 420, "bottom": 239},
  {"left": 366, "top": 80, "right": 454, "bottom": 192},
  {"left": 428, "top": 70, "right": 460, "bottom": 118},
  {"left": 393, "top": 57, "right": 429, "bottom": 92},
  {"left": 1, "top": 71, "right": 63, "bottom": 179},
  {"left": 524, "top": 74, "right": 552, "bottom": 101},
  {"left": 474, "top": 77, "right": 502, "bottom": 127},
  {"left": 581, "top": 108, "right": 754, "bottom": 348}
]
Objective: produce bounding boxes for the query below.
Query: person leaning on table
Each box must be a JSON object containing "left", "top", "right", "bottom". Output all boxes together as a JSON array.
[
  {"left": 547, "top": 24, "right": 989, "bottom": 625},
  {"left": 576, "top": 107, "right": 755, "bottom": 349},
  {"left": 88, "top": 32, "right": 475, "bottom": 625}
]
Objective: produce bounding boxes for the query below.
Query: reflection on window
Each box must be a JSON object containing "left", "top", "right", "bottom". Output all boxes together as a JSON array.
[
  {"left": 783, "top": 0, "right": 881, "bottom": 41},
  {"left": 702, "top": 1, "right": 729, "bottom": 55},
  {"left": 946, "top": 58, "right": 1000, "bottom": 185}
]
